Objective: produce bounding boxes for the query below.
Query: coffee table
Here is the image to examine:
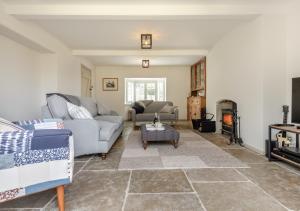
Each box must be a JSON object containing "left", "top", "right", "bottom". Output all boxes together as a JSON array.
[{"left": 140, "top": 124, "right": 180, "bottom": 149}]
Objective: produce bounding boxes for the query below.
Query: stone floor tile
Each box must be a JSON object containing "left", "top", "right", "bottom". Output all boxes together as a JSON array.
[
  {"left": 129, "top": 169, "right": 193, "bottom": 193},
  {"left": 83, "top": 148, "right": 123, "bottom": 170},
  {"left": 193, "top": 182, "right": 286, "bottom": 211},
  {"left": 0, "top": 189, "right": 55, "bottom": 209},
  {"left": 45, "top": 171, "right": 130, "bottom": 211},
  {"left": 161, "top": 156, "right": 207, "bottom": 168},
  {"left": 186, "top": 168, "right": 248, "bottom": 182},
  {"left": 124, "top": 193, "right": 203, "bottom": 211},
  {"left": 73, "top": 162, "right": 85, "bottom": 175},
  {"left": 237, "top": 163, "right": 300, "bottom": 210},
  {"left": 122, "top": 148, "right": 159, "bottom": 158},
  {"left": 224, "top": 148, "right": 267, "bottom": 164},
  {"left": 74, "top": 154, "right": 94, "bottom": 162},
  {"left": 118, "top": 157, "right": 163, "bottom": 170}
]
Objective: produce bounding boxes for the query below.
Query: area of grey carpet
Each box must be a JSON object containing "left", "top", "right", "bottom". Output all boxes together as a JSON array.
[{"left": 118, "top": 130, "right": 248, "bottom": 170}]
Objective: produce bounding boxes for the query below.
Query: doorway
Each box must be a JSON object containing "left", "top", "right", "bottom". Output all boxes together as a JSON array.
[{"left": 81, "top": 65, "right": 93, "bottom": 97}]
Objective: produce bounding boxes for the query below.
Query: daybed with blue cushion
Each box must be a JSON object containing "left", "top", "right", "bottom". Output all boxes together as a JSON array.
[{"left": 0, "top": 119, "right": 74, "bottom": 211}]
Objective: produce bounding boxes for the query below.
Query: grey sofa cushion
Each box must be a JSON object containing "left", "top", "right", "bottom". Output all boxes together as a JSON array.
[
  {"left": 97, "top": 120, "right": 119, "bottom": 141},
  {"left": 94, "top": 115, "right": 123, "bottom": 126},
  {"left": 47, "top": 95, "right": 71, "bottom": 120},
  {"left": 80, "top": 97, "right": 98, "bottom": 117},
  {"left": 140, "top": 100, "right": 153, "bottom": 107},
  {"left": 144, "top": 101, "right": 173, "bottom": 113},
  {"left": 65, "top": 95, "right": 81, "bottom": 106},
  {"left": 136, "top": 113, "right": 176, "bottom": 121}
]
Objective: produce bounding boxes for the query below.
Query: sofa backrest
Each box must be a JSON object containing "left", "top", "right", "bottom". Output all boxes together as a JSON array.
[
  {"left": 144, "top": 101, "right": 173, "bottom": 113},
  {"left": 79, "top": 97, "right": 98, "bottom": 117},
  {"left": 46, "top": 93, "right": 99, "bottom": 119}
]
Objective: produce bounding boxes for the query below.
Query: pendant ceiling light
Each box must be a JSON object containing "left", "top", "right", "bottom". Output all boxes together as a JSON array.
[
  {"left": 141, "top": 34, "right": 152, "bottom": 49},
  {"left": 142, "top": 60, "right": 150, "bottom": 68}
]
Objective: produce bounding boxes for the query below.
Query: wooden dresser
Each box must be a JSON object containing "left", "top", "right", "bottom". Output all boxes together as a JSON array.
[
  {"left": 187, "top": 57, "right": 206, "bottom": 120},
  {"left": 187, "top": 96, "right": 206, "bottom": 120}
]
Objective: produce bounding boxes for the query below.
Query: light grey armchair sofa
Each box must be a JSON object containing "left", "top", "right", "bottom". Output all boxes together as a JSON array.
[
  {"left": 41, "top": 93, "right": 123, "bottom": 159},
  {"left": 130, "top": 100, "right": 179, "bottom": 126}
]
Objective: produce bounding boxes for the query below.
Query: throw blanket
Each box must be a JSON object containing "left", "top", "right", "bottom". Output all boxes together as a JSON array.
[{"left": 0, "top": 121, "right": 74, "bottom": 203}]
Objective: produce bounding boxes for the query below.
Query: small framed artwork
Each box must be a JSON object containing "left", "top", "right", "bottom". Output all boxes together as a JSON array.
[{"left": 102, "top": 78, "right": 118, "bottom": 91}]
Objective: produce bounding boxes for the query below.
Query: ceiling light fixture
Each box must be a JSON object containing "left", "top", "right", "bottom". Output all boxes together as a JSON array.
[
  {"left": 142, "top": 60, "right": 150, "bottom": 68},
  {"left": 141, "top": 34, "right": 152, "bottom": 49}
]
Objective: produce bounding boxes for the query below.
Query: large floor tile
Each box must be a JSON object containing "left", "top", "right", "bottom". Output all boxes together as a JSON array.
[
  {"left": 196, "top": 147, "right": 247, "bottom": 168},
  {"left": 129, "top": 169, "right": 193, "bottom": 193},
  {"left": 193, "top": 182, "right": 286, "bottom": 211},
  {"left": 83, "top": 148, "right": 123, "bottom": 170},
  {"left": 73, "top": 161, "right": 85, "bottom": 175},
  {"left": 199, "top": 133, "right": 242, "bottom": 149},
  {"left": 122, "top": 148, "right": 159, "bottom": 158},
  {"left": 118, "top": 157, "right": 163, "bottom": 170},
  {"left": 124, "top": 193, "right": 203, "bottom": 211},
  {"left": 224, "top": 148, "right": 267, "bottom": 164},
  {"left": 0, "top": 189, "right": 55, "bottom": 209},
  {"left": 186, "top": 168, "right": 247, "bottom": 182},
  {"left": 74, "top": 154, "right": 94, "bottom": 162},
  {"left": 161, "top": 155, "right": 207, "bottom": 168},
  {"left": 46, "top": 171, "right": 130, "bottom": 211},
  {"left": 238, "top": 163, "right": 300, "bottom": 210}
]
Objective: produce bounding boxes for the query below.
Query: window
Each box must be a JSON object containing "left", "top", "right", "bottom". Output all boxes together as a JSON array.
[{"left": 125, "top": 78, "right": 166, "bottom": 104}]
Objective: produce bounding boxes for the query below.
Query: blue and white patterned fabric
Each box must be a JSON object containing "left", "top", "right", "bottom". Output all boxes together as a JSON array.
[{"left": 0, "top": 119, "right": 74, "bottom": 203}]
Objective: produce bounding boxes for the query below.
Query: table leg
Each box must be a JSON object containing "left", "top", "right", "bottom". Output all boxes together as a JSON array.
[
  {"left": 143, "top": 140, "right": 147, "bottom": 150},
  {"left": 296, "top": 134, "right": 299, "bottom": 148},
  {"left": 173, "top": 140, "right": 178, "bottom": 148}
]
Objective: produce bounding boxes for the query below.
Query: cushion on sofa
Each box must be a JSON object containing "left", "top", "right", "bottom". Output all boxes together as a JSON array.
[
  {"left": 140, "top": 100, "right": 153, "bottom": 107},
  {"left": 97, "top": 120, "right": 119, "bottom": 141},
  {"left": 80, "top": 97, "right": 98, "bottom": 117},
  {"left": 132, "top": 102, "right": 144, "bottom": 114},
  {"left": 67, "top": 102, "right": 93, "bottom": 119},
  {"left": 0, "top": 117, "right": 24, "bottom": 132},
  {"left": 160, "top": 104, "right": 178, "bottom": 113},
  {"left": 94, "top": 115, "right": 123, "bottom": 126},
  {"left": 47, "top": 95, "right": 71, "bottom": 120},
  {"left": 144, "top": 101, "right": 173, "bottom": 113},
  {"left": 135, "top": 113, "right": 176, "bottom": 121}
]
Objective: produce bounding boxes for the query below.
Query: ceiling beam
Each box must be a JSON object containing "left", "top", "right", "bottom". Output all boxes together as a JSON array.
[
  {"left": 72, "top": 49, "right": 209, "bottom": 57},
  {"left": 4, "top": 4, "right": 270, "bottom": 19}
]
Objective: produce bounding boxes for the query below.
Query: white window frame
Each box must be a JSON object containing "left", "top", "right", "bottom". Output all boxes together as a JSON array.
[{"left": 125, "top": 78, "right": 167, "bottom": 104}]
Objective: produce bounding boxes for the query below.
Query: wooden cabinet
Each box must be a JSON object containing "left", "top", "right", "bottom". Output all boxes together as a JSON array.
[
  {"left": 187, "top": 57, "right": 207, "bottom": 120},
  {"left": 191, "top": 57, "right": 206, "bottom": 97},
  {"left": 187, "top": 96, "right": 206, "bottom": 120}
]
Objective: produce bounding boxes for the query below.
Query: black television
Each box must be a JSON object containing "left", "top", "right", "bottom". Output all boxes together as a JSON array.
[{"left": 292, "top": 77, "right": 300, "bottom": 123}]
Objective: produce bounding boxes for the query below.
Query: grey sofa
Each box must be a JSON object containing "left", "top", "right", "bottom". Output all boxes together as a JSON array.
[
  {"left": 41, "top": 94, "right": 123, "bottom": 159},
  {"left": 130, "top": 100, "right": 178, "bottom": 126}
]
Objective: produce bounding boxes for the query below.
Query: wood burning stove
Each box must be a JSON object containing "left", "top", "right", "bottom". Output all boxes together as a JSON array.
[
  {"left": 217, "top": 100, "right": 243, "bottom": 145},
  {"left": 222, "top": 109, "right": 234, "bottom": 134}
]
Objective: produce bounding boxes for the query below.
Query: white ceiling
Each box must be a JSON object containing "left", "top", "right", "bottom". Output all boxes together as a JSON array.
[
  {"left": 82, "top": 55, "right": 202, "bottom": 66},
  {"left": 2, "top": 0, "right": 293, "bottom": 66},
  {"left": 33, "top": 19, "right": 250, "bottom": 50},
  {"left": 2, "top": 0, "right": 291, "bottom": 6}
]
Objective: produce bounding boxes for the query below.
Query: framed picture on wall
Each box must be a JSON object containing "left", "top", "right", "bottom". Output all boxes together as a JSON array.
[{"left": 102, "top": 78, "right": 118, "bottom": 91}]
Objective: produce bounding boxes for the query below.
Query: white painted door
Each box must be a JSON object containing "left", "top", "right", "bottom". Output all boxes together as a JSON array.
[{"left": 81, "top": 65, "right": 92, "bottom": 97}]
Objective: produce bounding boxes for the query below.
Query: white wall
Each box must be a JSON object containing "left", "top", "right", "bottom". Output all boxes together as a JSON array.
[
  {"left": 286, "top": 2, "right": 300, "bottom": 119},
  {"left": 0, "top": 4, "right": 95, "bottom": 120},
  {"left": 0, "top": 34, "right": 41, "bottom": 120},
  {"left": 95, "top": 66, "right": 190, "bottom": 120},
  {"left": 207, "top": 15, "right": 287, "bottom": 152}
]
